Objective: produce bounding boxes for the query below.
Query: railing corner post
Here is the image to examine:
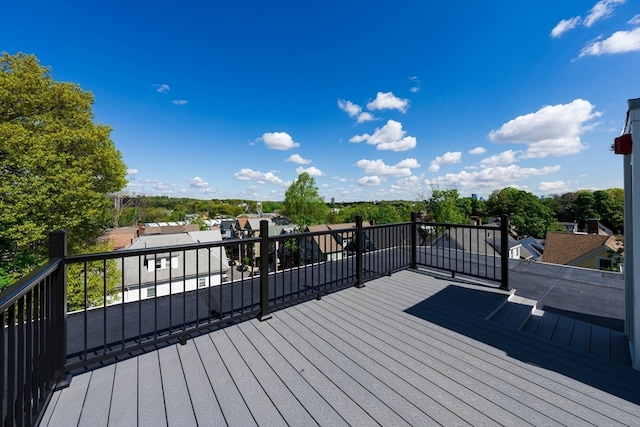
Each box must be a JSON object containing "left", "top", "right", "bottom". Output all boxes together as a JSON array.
[
  {"left": 500, "top": 214, "right": 510, "bottom": 290},
  {"left": 410, "top": 212, "right": 417, "bottom": 269},
  {"left": 49, "top": 230, "right": 68, "bottom": 382},
  {"left": 257, "top": 220, "right": 272, "bottom": 321},
  {"left": 355, "top": 215, "right": 364, "bottom": 288}
]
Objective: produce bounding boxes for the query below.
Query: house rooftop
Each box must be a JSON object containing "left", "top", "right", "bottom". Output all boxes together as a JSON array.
[
  {"left": 40, "top": 269, "right": 640, "bottom": 426},
  {"left": 542, "top": 232, "right": 620, "bottom": 265}
]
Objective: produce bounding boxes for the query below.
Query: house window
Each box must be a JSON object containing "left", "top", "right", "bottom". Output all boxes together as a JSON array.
[
  {"left": 146, "top": 287, "right": 156, "bottom": 298},
  {"left": 198, "top": 278, "right": 207, "bottom": 288},
  {"left": 598, "top": 258, "right": 613, "bottom": 271},
  {"left": 145, "top": 254, "right": 178, "bottom": 272}
]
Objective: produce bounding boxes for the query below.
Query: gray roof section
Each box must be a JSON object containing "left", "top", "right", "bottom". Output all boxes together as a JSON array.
[{"left": 120, "top": 234, "right": 228, "bottom": 288}]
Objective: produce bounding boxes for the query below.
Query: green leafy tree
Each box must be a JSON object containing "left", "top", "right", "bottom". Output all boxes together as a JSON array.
[
  {"left": 66, "top": 241, "right": 120, "bottom": 311},
  {"left": 0, "top": 52, "right": 127, "bottom": 289},
  {"left": 424, "top": 189, "right": 467, "bottom": 224},
  {"left": 569, "top": 191, "right": 598, "bottom": 228},
  {"left": 282, "top": 172, "right": 328, "bottom": 227},
  {"left": 486, "top": 187, "right": 554, "bottom": 238}
]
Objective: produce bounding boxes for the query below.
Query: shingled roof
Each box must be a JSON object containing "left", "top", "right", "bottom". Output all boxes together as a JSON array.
[{"left": 542, "top": 232, "right": 619, "bottom": 265}]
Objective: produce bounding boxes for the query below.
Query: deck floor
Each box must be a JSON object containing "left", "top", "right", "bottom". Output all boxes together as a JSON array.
[{"left": 40, "top": 269, "right": 640, "bottom": 426}]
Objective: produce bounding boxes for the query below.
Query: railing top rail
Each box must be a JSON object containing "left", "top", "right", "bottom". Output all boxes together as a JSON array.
[
  {"left": 416, "top": 220, "right": 503, "bottom": 230},
  {"left": 0, "top": 258, "right": 62, "bottom": 312}
]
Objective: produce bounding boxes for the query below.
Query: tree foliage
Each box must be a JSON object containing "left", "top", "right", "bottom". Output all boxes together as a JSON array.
[
  {"left": 486, "top": 187, "right": 555, "bottom": 238},
  {"left": 424, "top": 189, "right": 468, "bottom": 224},
  {"left": 282, "top": 172, "right": 327, "bottom": 228},
  {"left": 0, "top": 52, "right": 127, "bottom": 288}
]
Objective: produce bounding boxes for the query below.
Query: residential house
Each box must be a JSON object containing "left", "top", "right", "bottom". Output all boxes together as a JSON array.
[
  {"left": 429, "top": 225, "right": 525, "bottom": 260},
  {"left": 220, "top": 219, "right": 240, "bottom": 239},
  {"left": 518, "top": 236, "right": 544, "bottom": 261},
  {"left": 118, "top": 232, "right": 229, "bottom": 303},
  {"left": 98, "top": 226, "right": 138, "bottom": 250},
  {"left": 542, "top": 231, "right": 622, "bottom": 271}
]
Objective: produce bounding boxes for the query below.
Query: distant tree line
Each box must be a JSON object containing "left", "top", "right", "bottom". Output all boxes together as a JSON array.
[
  {"left": 421, "top": 187, "right": 624, "bottom": 239},
  {"left": 114, "top": 185, "right": 624, "bottom": 242}
]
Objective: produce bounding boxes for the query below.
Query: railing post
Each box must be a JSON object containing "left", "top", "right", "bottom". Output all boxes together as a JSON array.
[
  {"left": 355, "top": 215, "right": 365, "bottom": 288},
  {"left": 49, "top": 230, "right": 68, "bottom": 385},
  {"left": 500, "top": 214, "right": 510, "bottom": 290},
  {"left": 257, "top": 220, "right": 272, "bottom": 321},
  {"left": 410, "top": 212, "right": 417, "bottom": 269}
]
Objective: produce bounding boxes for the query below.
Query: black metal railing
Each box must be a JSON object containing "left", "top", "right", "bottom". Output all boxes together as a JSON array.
[
  {"left": 413, "top": 213, "right": 510, "bottom": 286},
  {"left": 1, "top": 232, "right": 67, "bottom": 427},
  {"left": 1, "top": 213, "right": 509, "bottom": 426}
]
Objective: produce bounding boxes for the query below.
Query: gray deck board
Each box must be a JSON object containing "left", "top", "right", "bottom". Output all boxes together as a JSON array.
[
  {"left": 42, "top": 269, "right": 640, "bottom": 427},
  {"left": 175, "top": 340, "right": 226, "bottom": 427},
  {"left": 534, "top": 312, "right": 559, "bottom": 341},
  {"left": 236, "top": 321, "right": 347, "bottom": 426},
  {"left": 285, "top": 306, "right": 443, "bottom": 426},
  {"left": 45, "top": 371, "right": 90, "bottom": 427},
  {"left": 157, "top": 345, "right": 197, "bottom": 426},
  {"left": 137, "top": 350, "right": 167, "bottom": 427},
  {"left": 590, "top": 324, "right": 611, "bottom": 359},
  {"left": 551, "top": 315, "right": 575, "bottom": 346},
  {"left": 224, "top": 325, "right": 319, "bottom": 426},
  {"left": 78, "top": 363, "right": 115, "bottom": 427},
  {"left": 193, "top": 334, "right": 256, "bottom": 426},
  {"left": 610, "top": 330, "right": 632, "bottom": 366},
  {"left": 271, "top": 311, "right": 412, "bottom": 426},
  {"left": 251, "top": 318, "right": 377, "bottom": 426},
  {"left": 211, "top": 330, "right": 287, "bottom": 426},
  {"left": 372, "top": 271, "right": 640, "bottom": 425},
  {"left": 335, "top": 277, "right": 601, "bottom": 426},
  {"left": 569, "top": 319, "right": 592, "bottom": 353},
  {"left": 108, "top": 357, "right": 138, "bottom": 426}
]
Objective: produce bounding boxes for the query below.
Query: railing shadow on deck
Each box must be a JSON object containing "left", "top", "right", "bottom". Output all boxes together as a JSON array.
[{"left": 404, "top": 285, "right": 640, "bottom": 405}]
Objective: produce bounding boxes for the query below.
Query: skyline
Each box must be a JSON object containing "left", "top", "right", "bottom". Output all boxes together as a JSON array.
[{"left": 2, "top": 0, "right": 639, "bottom": 202}]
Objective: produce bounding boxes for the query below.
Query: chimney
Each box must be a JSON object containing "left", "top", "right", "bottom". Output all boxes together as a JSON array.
[{"left": 586, "top": 218, "right": 600, "bottom": 235}]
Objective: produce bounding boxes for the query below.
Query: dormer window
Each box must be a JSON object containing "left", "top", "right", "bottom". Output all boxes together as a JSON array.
[{"left": 145, "top": 253, "right": 179, "bottom": 272}]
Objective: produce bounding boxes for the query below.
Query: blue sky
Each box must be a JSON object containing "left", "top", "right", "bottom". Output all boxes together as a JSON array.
[{"left": 2, "top": 1, "right": 639, "bottom": 202}]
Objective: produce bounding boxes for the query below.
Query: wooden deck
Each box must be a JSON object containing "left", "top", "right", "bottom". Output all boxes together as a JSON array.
[{"left": 40, "top": 269, "right": 640, "bottom": 426}]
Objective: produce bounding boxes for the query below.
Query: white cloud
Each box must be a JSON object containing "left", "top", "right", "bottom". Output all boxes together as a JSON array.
[
  {"left": 428, "top": 151, "right": 462, "bottom": 173},
  {"left": 536, "top": 180, "right": 570, "bottom": 193},
  {"left": 127, "top": 168, "right": 139, "bottom": 176},
  {"left": 366, "top": 92, "right": 410, "bottom": 113},
  {"left": 260, "top": 132, "right": 300, "bottom": 150},
  {"left": 488, "top": 99, "right": 601, "bottom": 158},
  {"left": 172, "top": 99, "right": 188, "bottom": 106},
  {"left": 578, "top": 27, "right": 640, "bottom": 57},
  {"left": 286, "top": 154, "right": 311, "bottom": 164},
  {"left": 550, "top": 1, "right": 626, "bottom": 37},
  {"left": 350, "top": 120, "right": 417, "bottom": 151},
  {"left": 425, "top": 165, "right": 561, "bottom": 192},
  {"left": 154, "top": 83, "right": 170, "bottom": 93},
  {"left": 551, "top": 17, "right": 582, "bottom": 38},
  {"left": 630, "top": 14, "right": 640, "bottom": 25},
  {"left": 479, "top": 150, "right": 519, "bottom": 167},
  {"left": 233, "top": 168, "right": 285, "bottom": 185},
  {"left": 468, "top": 147, "right": 487, "bottom": 155},
  {"left": 355, "top": 158, "right": 420, "bottom": 177},
  {"left": 584, "top": 0, "right": 626, "bottom": 28},
  {"left": 296, "top": 166, "right": 324, "bottom": 177},
  {"left": 409, "top": 76, "right": 421, "bottom": 93},
  {"left": 337, "top": 99, "right": 376, "bottom": 123},
  {"left": 390, "top": 175, "right": 422, "bottom": 194},
  {"left": 357, "top": 176, "right": 382, "bottom": 186},
  {"left": 189, "top": 176, "right": 209, "bottom": 188}
]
